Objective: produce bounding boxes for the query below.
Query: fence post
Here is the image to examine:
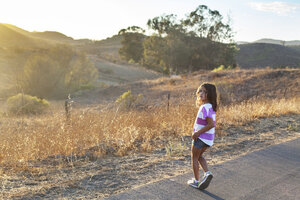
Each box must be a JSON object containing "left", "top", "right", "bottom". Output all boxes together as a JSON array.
[
  {"left": 283, "top": 88, "right": 288, "bottom": 98},
  {"left": 65, "top": 94, "right": 72, "bottom": 121},
  {"left": 167, "top": 93, "right": 170, "bottom": 112}
]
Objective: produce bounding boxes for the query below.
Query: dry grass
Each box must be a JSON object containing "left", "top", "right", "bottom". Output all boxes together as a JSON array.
[
  {"left": 0, "top": 103, "right": 194, "bottom": 167},
  {"left": 1, "top": 68, "right": 300, "bottom": 199},
  {"left": 218, "top": 97, "right": 300, "bottom": 127},
  {"left": 1, "top": 96, "right": 299, "bottom": 169},
  {"left": 1, "top": 68, "right": 300, "bottom": 171}
]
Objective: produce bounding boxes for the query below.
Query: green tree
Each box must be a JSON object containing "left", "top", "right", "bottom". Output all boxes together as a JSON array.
[
  {"left": 165, "top": 31, "right": 192, "bottom": 73},
  {"left": 143, "top": 35, "right": 168, "bottom": 72},
  {"left": 147, "top": 14, "right": 180, "bottom": 36},
  {"left": 65, "top": 53, "right": 98, "bottom": 91},
  {"left": 145, "top": 5, "right": 236, "bottom": 72},
  {"left": 23, "top": 55, "right": 62, "bottom": 98},
  {"left": 118, "top": 26, "right": 145, "bottom": 63},
  {"left": 119, "top": 4, "right": 237, "bottom": 73},
  {"left": 22, "top": 45, "right": 98, "bottom": 98},
  {"left": 182, "top": 5, "right": 234, "bottom": 42}
]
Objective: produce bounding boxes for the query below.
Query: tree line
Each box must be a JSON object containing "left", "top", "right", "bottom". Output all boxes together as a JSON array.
[
  {"left": 7, "top": 45, "right": 98, "bottom": 99},
  {"left": 118, "top": 5, "right": 237, "bottom": 74}
]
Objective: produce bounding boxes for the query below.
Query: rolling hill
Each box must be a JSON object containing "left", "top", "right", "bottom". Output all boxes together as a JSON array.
[
  {"left": 1, "top": 22, "right": 300, "bottom": 81},
  {"left": 290, "top": 45, "right": 300, "bottom": 54},
  {"left": 0, "top": 23, "right": 160, "bottom": 99},
  {"left": 31, "top": 31, "right": 74, "bottom": 43},
  {"left": 0, "top": 23, "right": 88, "bottom": 48},
  {"left": 76, "top": 35, "right": 123, "bottom": 63},
  {"left": 236, "top": 43, "right": 300, "bottom": 68},
  {"left": 0, "top": 23, "right": 40, "bottom": 48},
  {"left": 254, "top": 38, "right": 300, "bottom": 46}
]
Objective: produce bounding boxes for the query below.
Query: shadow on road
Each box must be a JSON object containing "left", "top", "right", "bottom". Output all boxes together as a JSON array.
[{"left": 201, "top": 190, "right": 225, "bottom": 200}]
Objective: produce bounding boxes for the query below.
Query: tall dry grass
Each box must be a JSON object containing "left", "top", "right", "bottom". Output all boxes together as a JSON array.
[
  {"left": 218, "top": 97, "right": 300, "bottom": 126},
  {"left": 0, "top": 97, "right": 299, "bottom": 168}
]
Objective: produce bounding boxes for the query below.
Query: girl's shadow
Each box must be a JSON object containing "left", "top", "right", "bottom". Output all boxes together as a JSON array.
[{"left": 200, "top": 190, "right": 225, "bottom": 200}]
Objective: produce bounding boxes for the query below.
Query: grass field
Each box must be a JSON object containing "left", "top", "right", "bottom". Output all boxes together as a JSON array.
[
  {"left": 0, "top": 68, "right": 300, "bottom": 198},
  {"left": 1, "top": 96, "right": 299, "bottom": 166},
  {"left": 1, "top": 68, "right": 299, "bottom": 167}
]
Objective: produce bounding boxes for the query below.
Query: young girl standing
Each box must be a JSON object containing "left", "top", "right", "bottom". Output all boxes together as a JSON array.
[{"left": 187, "top": 83, "right": 217, "bottom": 190}]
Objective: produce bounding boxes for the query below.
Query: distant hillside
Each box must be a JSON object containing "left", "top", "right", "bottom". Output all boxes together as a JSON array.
[
  {"left": 0, "top": 23, "right": 89, "bottom": 48},
  {"left": 254, "top": 38, "right": 300, "bottom": 46},
  {"left": 31, "top": 31, "right": 74, "bottom": 43},
  {"left": 236, "top": 41, "right": 249, "bottom": 45},
  {"left": 0, "top": 23, "right": 47, "bottom": 91},
  {"left": 1, "top": 23, "right": 34, "bottom": 36},
  {"left": 2, "top": 23, "right": 300, "bottom": 72},
  {"left": 88, "top": 36, "right": 300, "bottom": 69},
  {"left": 236, "top": 43, "right": 300, "bottom": 68},
  {"left": 76, "top": 68, "right": 300, "bottom": 105},
  {"left": 0, "top": 23, "right": 161, "bottom": 99},
  {"left": 290, "top": 45, "right": 300, "bottom": 54},
  {"left": 76, "top": 35, "right": 123, "bottom": 63},
  {"left": 0, "top": 23, "right": 81, "bottom": 98},
  {"left": 0, "top": 23, "right": 39, "bottom": 48}
]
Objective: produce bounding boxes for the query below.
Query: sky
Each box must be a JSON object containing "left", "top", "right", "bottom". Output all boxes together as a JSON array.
[{"left": 0, "top": 0, "right": 300, "bottom": 42}]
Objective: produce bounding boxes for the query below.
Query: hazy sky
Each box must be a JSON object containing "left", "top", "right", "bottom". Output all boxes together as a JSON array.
[{"left": 1, "top": 0, "right": 300, "bottom": 42}]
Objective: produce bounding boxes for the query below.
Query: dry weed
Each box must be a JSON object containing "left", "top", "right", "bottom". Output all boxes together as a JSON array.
[
  {"left": 218, "top": 97, "right": 300, "bottom": 127},
  {"left": 1, "top": 96, "right": 299, "bottom": 169}
]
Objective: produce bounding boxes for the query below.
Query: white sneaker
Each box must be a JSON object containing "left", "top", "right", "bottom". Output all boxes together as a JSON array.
[
  {"left": 187, "top": 178, "right": 201, "bottom": 188},
  {"left": 199, "top": 171, "right": 213, "bottom": 190}
]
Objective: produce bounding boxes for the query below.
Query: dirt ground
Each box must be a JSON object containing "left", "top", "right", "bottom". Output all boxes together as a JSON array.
[
  {"left": 1, "top": 114, "right": 299, "bottom": 199},
  {"left": 90, "top": 56, "right": 161, "bottom": 86}
]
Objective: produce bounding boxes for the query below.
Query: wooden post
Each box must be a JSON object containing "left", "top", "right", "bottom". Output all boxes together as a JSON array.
[
  {"left": 283, "top": 88, "right": 288, "bottom": 98},
  {"left": 167, "top": 93, "right": 170, "bottom": 112},
  {"left": 65, "top": 94, "right": 72, "bottom": 121}
]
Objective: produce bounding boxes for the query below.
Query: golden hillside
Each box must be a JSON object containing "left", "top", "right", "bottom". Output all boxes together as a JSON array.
[
  {"left": 75, "top": 68, "right": 300, "bottom": 107},
  {"left": 0, "top": 24, "right": 159, "bottom": 97},
  {"left": 0, "top": 23, "right": 37, "bottom": 47}
]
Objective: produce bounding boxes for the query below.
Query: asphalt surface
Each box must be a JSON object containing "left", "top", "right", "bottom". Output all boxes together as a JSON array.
[{"left": 105, "top": 138, "right": 300, "bottom": 200}]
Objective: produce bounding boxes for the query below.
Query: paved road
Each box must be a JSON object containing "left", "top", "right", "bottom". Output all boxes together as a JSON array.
[{"left": 105, "top": 138, "right": 300, "bottom": 200}]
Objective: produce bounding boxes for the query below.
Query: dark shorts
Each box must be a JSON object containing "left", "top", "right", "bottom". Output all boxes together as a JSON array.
[{"left": 192, "top": 138, "right": 209, "bottom": 149}]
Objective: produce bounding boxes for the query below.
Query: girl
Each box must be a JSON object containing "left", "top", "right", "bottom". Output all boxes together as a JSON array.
[{"left": 187, "top": 83, "right": 217, "bottom": 190}]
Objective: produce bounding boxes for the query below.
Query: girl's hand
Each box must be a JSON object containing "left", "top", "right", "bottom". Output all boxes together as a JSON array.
[
  {"left": 192, "top": 132, "right": 199, "bottom": 140},
  {"left": 192, "top": 117, "right": 214, "bottom": 140}
]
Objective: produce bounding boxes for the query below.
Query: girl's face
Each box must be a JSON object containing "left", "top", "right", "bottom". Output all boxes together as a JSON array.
[{"left": 199, "top": 86, "right": 208, "bottom": 102}]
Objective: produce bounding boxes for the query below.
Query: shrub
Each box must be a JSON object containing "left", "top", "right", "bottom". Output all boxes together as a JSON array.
[
  {"left": 115, "top": 90, "right": 143, "bottom": 110},
  {"left": 212, "top": 65, "right": 225, "bottom": 72},
  {"left": 212, "top": 65, "right": 235, "bottom": 72},
  {"left": 128, "top": 59, "right": 136, "bottom": 64},
  {"left": 6, "top": 93, "right": 49, "bottom": 115}
]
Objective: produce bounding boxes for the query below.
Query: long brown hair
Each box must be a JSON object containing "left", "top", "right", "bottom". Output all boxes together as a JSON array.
[{"left": 196, "top": 83, "right": 217, "bottom": 112}]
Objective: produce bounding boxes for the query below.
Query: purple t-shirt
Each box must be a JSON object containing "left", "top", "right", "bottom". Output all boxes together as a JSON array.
[{"left": 193, "top": 103, "right": 216, "bottom": 146}]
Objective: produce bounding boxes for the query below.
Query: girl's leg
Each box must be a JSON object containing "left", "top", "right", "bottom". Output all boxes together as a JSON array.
[
  {"left": 192, "top": 145, "right": 201, "bottom": 181},
  {"left": 192, "top": 145, "right": 208, "bottom": 181},
  {"left": 198, "top": 155, "right": 209, "bottom": 173}
]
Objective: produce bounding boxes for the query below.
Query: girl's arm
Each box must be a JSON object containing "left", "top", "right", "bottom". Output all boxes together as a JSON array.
[{"left": 192, "top": 117, "right": 215, "bottom": 140}]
